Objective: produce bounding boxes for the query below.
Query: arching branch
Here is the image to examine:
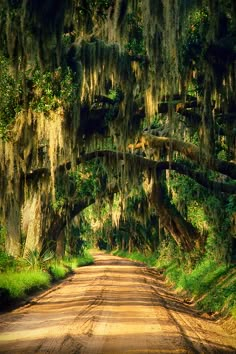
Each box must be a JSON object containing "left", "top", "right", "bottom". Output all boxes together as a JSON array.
[
  {"left": 47, "top": 184, "right": 119, "bottom": 245},
  {"left": 27, "top": 150, "right": 236, "bottom": 194},
  {"left": 129, "top": 133, "right": 236, "bottom": 179},
  {"left": 28, "top": 150, "right": 235, "bottom": 252}
]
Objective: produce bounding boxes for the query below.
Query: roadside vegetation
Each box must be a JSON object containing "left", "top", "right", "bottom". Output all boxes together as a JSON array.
[
  {"left": 0, "top": 249, "right": 93, "bottom": 309},
  {"left": 113, "top": 241, "right": 236, "bottom": 320},
  {"left": 113, "top": 249, "right": 157, "bottom": 268}
]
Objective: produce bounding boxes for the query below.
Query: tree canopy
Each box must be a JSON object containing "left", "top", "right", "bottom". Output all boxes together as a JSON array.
[{"left": 0, "top": 0, "right": 235, "bottom": 261}]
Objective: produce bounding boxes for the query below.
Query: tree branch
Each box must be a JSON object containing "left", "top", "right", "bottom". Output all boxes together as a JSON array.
[
  {"left": 28, "top": 150, "right": 236, "bottom": 194},
  {"left": 130, "top": 133, "right": 236, "bottom": 180},
  {"left": 75, "top": 151, "right": 236, "bottom": 194}
]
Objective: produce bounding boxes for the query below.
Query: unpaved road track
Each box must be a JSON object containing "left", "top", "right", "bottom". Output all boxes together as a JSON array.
[{"left": 0, "top": 253, "right": 236, "bottom": 353}]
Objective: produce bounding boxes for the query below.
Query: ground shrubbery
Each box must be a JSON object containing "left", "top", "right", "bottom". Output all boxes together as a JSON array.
[
  {"left": 156, "top": 240, "right": 236, "bottom": 318},
  {"left": 48, "top": 253, "right": 93, "bottom": 281},
  {"left": 0, "top": 271, "right": 51, "bottom": 300},
  {"left": 0, "top": 250, "right": 94, "bottom": 308}
]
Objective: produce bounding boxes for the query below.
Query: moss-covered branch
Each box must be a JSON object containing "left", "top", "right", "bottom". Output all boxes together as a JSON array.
[
  {"left": 129, "top": 134, "right": 236, "bottom": 179},
  {"left": 27, "top": 150, "right": 236, "bottom": 194}
]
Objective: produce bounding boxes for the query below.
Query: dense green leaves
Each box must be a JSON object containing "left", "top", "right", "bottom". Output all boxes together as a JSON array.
[
  {"left": 181, "top": 9, "right": 209, "bottom": 70},
  {"left": 29, "top": 66, "right": 79, "bottom": 113},
  {"left": 125, "top": 12, "right": 145, "bottom": 58},
  {"left": 0, "top": 56, "right": 22, "bottom": 139}
]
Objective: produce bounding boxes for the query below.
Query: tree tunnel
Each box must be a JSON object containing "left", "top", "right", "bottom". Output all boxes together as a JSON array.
[{"left": 0, "top": 0, "right": 235, "bottom": 263}]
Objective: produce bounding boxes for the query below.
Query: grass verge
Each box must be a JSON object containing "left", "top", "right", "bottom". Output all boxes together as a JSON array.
[
  {"left": 114, "top": 248, "right": 236, "bottom": 319},
  {"left": 0, "top": 251, "right": 94, "bottom": 309},
  {"left": 0, "top": 271, "right": 50, "bottom": 302},
  {"left": 113, "top": 249, "right": 158, "bottom": 267},
  {"left": 156, "top": 256, "right": 236, "bottom": 319}
]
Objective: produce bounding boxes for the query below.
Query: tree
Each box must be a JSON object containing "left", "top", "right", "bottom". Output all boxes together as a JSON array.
[{"left": 0, "top": 1, "right": 235, "bottom": 259}]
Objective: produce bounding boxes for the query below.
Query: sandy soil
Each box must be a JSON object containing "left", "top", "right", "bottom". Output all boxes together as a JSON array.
[{"left": 0, "top": 252, "right": 236, "bottom": 353}]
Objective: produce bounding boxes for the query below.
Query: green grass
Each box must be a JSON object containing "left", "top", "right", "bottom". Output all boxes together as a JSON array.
[
  {"left": 156, "top": 254, "right": 236, "bottom": 317},
  {"left": 114, "top": 248, "right": 236, "bottom": 318},
  {"left": 177, "top": 259, "right": 228, "bottom": 296},
  {"left": 47, "top": 263, "right": 70, "bottom": 280},
  {"left": 0, "top": 270, "right": 50, "bottom": 300},
  {"left": 76, "top": 252, "right": 94, "bottom": 267},
  {"left": 196, "top": 267, "right": 236, "bottom": 314},
  {"left": 113, "top": 249, "right": 158, "bottom": 267},
  {"left": 62, "top": 252, "right": 94, "bottom": 269},
  {"left": 48, "top": 252, "right": 94, "bottom": 280},
  {"left": 232, "top": 305, "right": 236, "bottom": 319},
  {"left": 0, "top": 250, "right": 94, "bottom": 307}
]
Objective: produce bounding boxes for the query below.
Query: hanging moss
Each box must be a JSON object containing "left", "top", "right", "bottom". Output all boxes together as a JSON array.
[{"left": 0, "top": 0, "right": 236, "bottom": 257}]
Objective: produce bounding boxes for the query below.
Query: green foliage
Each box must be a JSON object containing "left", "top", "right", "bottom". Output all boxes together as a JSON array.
[
  {"left": 0, "top": 250, "right": 17, "bottom": 272},
  {"left": 24, "top": 249, "right": 54, "bottom": 270},
  {"left": 0, "top": 250, "right": 94, "bottom": 305},
  {"left": 0, "top": 58, "right": 79, "bottom": 138},
  {"left": 48, "top": 252, "right": 93, "bottom": 280},
  {"left": 0, "top": 270, "right": 50, "bottom": 300},
  {"left": 197, "top": 269, "right": 236, "bottom": 314},
  {"left": 226, "top": 195, "right": 236, "bottom": 216},
  {"left": 232, "top": 306, "right": 236, "bottom": 319},
  {"left": 182, "top": 9, "right": 209, "bottom": 69},
  {"left": 76, "top": 251, "right": 94, "bottom": 266},
  {"left": 103, "top": 87, "right": 123, "bottom": 123},
  {"left": 47, "top": 262, "right": 69, "bottom": 280},
  {"left": 51, "top": 191, "right": 66, "bottom": 212},
  {"left": 107, "top": 86, "right": 123, "bottom": 103},
  {"left": 125, "top": 13, "right": 145, "bottom": 58},
  {"left": 156, "top": 239, "right": 180, "bottom": 268},
  {"left": 72, "top": 160, "right": 106, "bottom": 199},
  {"left": 66, "top": 225, "right": 85, "bottom": 256},
  {"left": 169, "top": 169, "right": 233, "bottom": 263},
  {"left": 0, "top": 56, "right": 22, "bottom": 139},
  {"left": 62, "top": 255, "right": 88, "bottom": 269},
  {"left": 113, "top": 249, "right": 157, "bottom": 268},
  {"left": 0, "top": 225, "right": 7, "bottom": 251},
  {"left": 29, "top": 66, "right": 78, "bottom": 113},
  {"left": 78, "top": 0, "right": 112, "bottom": 20},
  {"left": 156, "top": 240, "right": 236, "bottom": 317},
  {"left": 178, "top": 259, "right": 227, "bottom": 295}
]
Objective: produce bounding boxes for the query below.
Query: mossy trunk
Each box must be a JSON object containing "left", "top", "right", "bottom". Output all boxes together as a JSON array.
[
  {"left": 56, "top": 230, "right": 65, "bottom": 258},
  {"left": 150, "top": 176, "right": 201, "bottom": 252},
  {"left": 5, "top": 203, "right": 21, "bottom": 257}
]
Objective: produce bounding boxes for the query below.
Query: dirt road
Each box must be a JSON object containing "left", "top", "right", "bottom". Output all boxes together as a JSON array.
[{"left": 0, "top": 253, "right": 236, "bottom": 353}]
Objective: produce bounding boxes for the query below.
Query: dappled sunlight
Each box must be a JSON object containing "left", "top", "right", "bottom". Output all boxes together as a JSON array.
[{"left": 0, "top": 253, "right": 235, "bottom": 353}]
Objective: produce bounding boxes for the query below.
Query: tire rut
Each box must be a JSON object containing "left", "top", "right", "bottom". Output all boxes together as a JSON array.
[{"left": 0, "top": 253, "right": 236, "bottom": 354}]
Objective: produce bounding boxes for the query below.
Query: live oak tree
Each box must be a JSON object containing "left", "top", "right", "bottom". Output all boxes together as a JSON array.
[{"left": 0, "top": 1, "right": 235, "bottom": 258}]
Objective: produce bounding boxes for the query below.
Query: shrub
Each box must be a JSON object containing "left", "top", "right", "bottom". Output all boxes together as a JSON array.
[
  {"left": 48, "top": 263, "right": 69, "bottom": 280},
  {"left": 0, "top": 271, "right": 50, "bottom": 301},
  {"left": 113, "top": 249, "right": 157, "bottom": 267},
  {"left": 76, "top": 252, "right": 94, "bottom": 267},
  {"left": 0, "top": 251, "right": 16, "bottom": 272},
  {"left": 24, "top": 249, "right": 54, "bottom": 270}
]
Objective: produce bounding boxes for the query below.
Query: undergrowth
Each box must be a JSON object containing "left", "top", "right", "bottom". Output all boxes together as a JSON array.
[
  {"left": 0, "top": 251, "right": 94, "bottom": 308},
  {"left": 113, "top": 249, "right": 157, "bottom": 267},
  {"left": 114, "top": 243, "right": 236, "bottom": 319},
  {"left": 156, "top": 240, "right": 236, "bottom": 319},
  {"left": 0, "top": 271, "right": 50, "bottom": 300}
]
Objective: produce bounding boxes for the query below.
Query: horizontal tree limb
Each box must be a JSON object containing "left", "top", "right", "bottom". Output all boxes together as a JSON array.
[
  {"left": 131, "top": 133, "right": 236, "bottom": 180},
  {"left": 27, "top": 149, "right": 236, "bottom": 194}
]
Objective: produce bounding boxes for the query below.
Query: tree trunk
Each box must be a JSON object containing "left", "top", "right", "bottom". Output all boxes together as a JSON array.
[
  {"left": 5, "top": 202, "right": 21, "bottom": 257},
  {"left": 128, "top": 237, "right": 133, "bottom": 253},
  {"left": 150, "top": 175, "right": 201, "bottom": 252},
  {"left": 56, "top": 230, "right": 65, "bottom": 258},
  {"left": 22, "top": 195, "right": 43, "bottom": 257},
  {"left": 122, "top": 235, "right": 125, "bottom": 251}
]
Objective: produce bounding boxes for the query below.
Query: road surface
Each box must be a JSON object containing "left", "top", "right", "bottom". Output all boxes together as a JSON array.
[{"left": 0, "top": 252, "right": 236, "bottom": 353}]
